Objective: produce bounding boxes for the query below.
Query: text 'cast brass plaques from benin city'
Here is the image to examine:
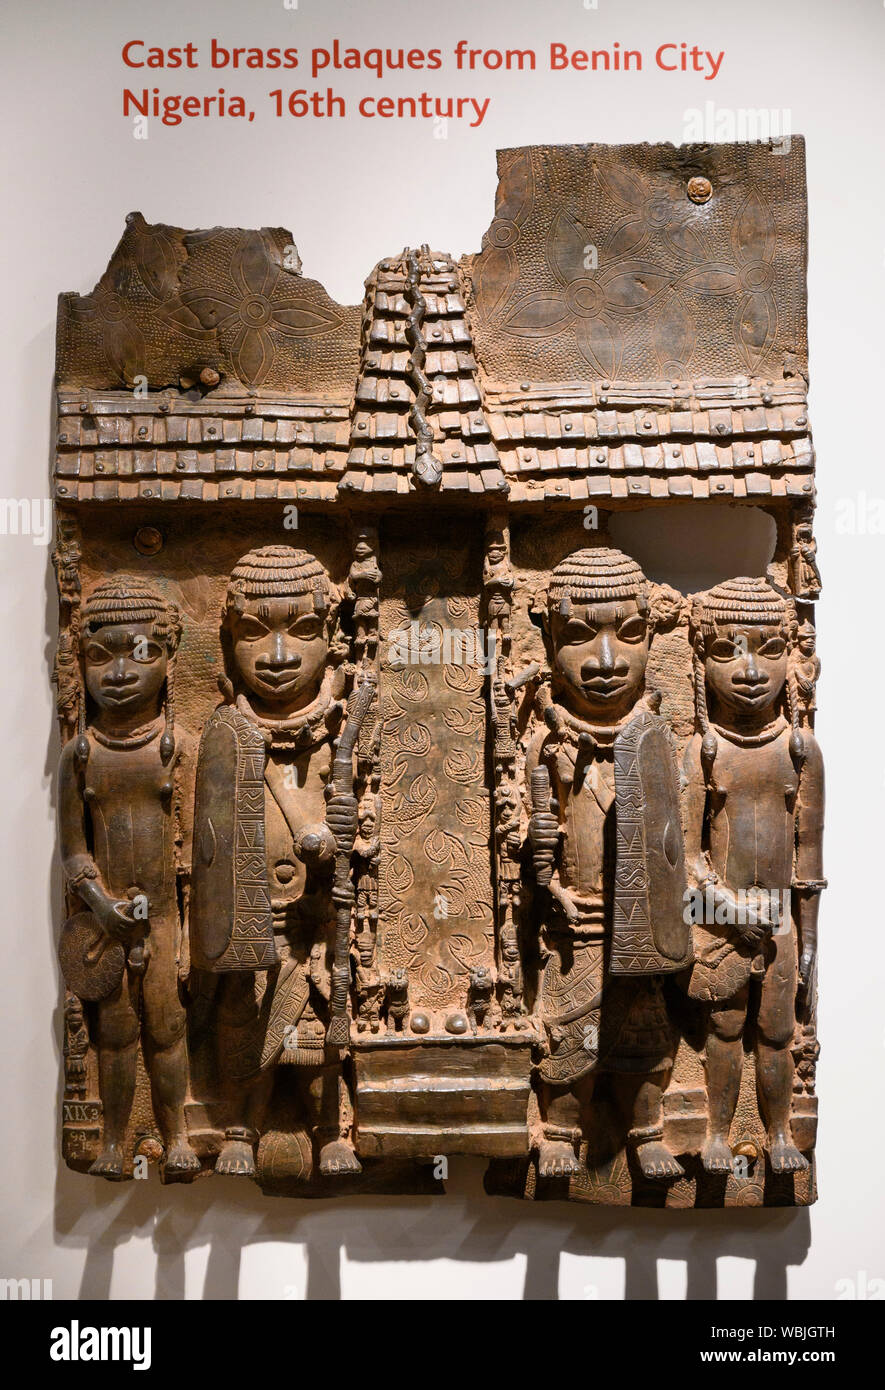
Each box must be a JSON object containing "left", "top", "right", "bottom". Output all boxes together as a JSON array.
[{"left": 53, "top": 140, "right": 824, "bottom": 1205}]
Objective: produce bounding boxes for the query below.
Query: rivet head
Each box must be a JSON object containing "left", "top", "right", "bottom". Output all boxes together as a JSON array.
[
  {"left": 410, "top": 1012, "right": 431, "bottom": 1034},
  {"left": 58, "top": 433, "right": 68, "bottom": 444},
  {"left": 762, "top": 393, "right": 773, "bottom": 406},
  {"left": 445, "top": 1011, "right": 469, "bottom": 1035},
  {"left": 599, "top": 395, "right": 608, "bottom": 405},
  {"left": 687, "top": 175, "right": 713, "bottom": 205},
  {"left": 137, "top": 427, "right": 149, "bottom": 438},
  {"left": 796, "top": 416, "right": 807, "bottom": 427},
  {"left": 564, "top": 422, "right": 573, "bottom": 431},
  {"left": 95, "top": 462, "right": 104, "bottom": 472},
  {"left": 142, "top": 489, "right": 153, "bottom": 497},
  {"left": 57, "top": 484, "right": 67, "bottom": 494},
  {"left": 520, "top": 382, "right": 530, "bottom": 391},
  {"left": 596, "top": 452, "right": 606, "bottom": 463},
  {"left": 206, "top": 426, "right": 216, "bottom": 436},
  {"left": 175, "top": 460, "right": 186, "bottom": 470},
  {"left": 133, "top": 525, "right": 163, "bottom": 556}
]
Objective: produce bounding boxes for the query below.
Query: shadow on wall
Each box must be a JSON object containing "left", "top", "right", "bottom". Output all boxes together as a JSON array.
[{"left": 53, "top": 1158, "right": 810, "bottom": 1300}]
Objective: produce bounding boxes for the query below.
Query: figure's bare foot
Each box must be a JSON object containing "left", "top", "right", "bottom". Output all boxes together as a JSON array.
[
  {"left": 538, "top": 1139, "right": 584, "bottom": 1179},
  {"left": 769, "top": 1134, "right": 809, "bottom": 1174},
  {"left": 701, "top": 1135, "right": 734, "bottom": 1174},
  {"left": 319, "top": 1139, "right": 362, "bottom": 1176},
  {"left": 163, "top": 1136, "right": 202, "bottom": 1181},
  {"left": 214, "top": 1138, "right": 255, "bottom": 1177},
  {"left": 89, "top": 1144, "right": 129, "bottom": 1181},
  {"left": 636, "top": 1140, "right": 684, "bottom": 1181}
]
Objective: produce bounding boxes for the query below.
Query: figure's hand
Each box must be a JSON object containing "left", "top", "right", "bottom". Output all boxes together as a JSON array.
[
  {"left": 528, "top": 810, "right": 559, "bottom": 854},
  {"left": 293, "top": 821, "right": 337, "bottom": 867},
  {"left": 548, "top": 880, "right": 580, "bottom": 924},
  {"left": 91, "top": 890, "right": 143, "bottom": 945}
]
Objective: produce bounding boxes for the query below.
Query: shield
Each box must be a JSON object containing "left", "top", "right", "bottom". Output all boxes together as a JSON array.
[
  {"left": 58, "top": 910, "right": 126, "bottom": 1001},
  {"left": 610, "top": 710, "right": 691, "bottom": 974},
  {"left": 189, "top": 704, "right": 277, "bottom": 973}
]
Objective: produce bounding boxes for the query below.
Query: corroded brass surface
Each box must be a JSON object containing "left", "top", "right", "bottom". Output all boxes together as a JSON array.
[{"left": 54, "top": 139, "right": 823, "bottom": 1205}]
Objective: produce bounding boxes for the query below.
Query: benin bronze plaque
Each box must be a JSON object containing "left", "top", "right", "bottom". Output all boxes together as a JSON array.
[{"left": 53, "top": 138, "right": 824, "bottom": 1205}]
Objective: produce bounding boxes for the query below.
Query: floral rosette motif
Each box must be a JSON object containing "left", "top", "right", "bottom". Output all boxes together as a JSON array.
[{"left": 162, "top": 230, "right": 344, "bottom": 388}]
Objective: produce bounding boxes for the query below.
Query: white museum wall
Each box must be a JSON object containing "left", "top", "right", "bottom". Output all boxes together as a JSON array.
[{"left": 0, "top": 0, "right": 881, "bottom": 1299}]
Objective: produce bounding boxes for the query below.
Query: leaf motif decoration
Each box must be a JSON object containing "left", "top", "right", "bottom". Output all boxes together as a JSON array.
[
  {"left": 733, "top": 291, "right": 778, "bottom": 373},
  {"left": 444, "top": 748, "right": 482, "bottom": 785},
  {"left": 386, "top": 854, "right": 415, "bottom": 896},
  {"left": 574, "top": 315, "right": 622, "bottom": 381},
  {"left": 161, "top": 289, "right": 238, "bottom": 337},
  {"left": 389, "top": 668, "right": 429, "bottom": 706},
  {"left": 664, "top": 219, "right": 708, "bottom": 263},
  {"left": 272, "top": 301, "right": 345, "bottom": 337},
  {"left": 103, "top": 318, "right": 146, "bottom": 385},
  {"left": 678, "top": 264, "right": 741, "bottom": 297},
  {"left": 605, "top": 216, "right": 649, "bottom": 262},
  {"left": 455, "top": 797, "right": 487, "bottom": 829},
  {"left": 546, "top": 209, "right": 595, "bottom": 288},
  {"left": 399, "top": 721, "right": 432, "bottom": 757},
  {"left": 231, "top": 231, "right": 277, "bottom": 299},
  {"left": 390, "top": 773, "right": 437, "bottom": 835},
  {"left": 443, "top": 662, "right": 483, "bottom": 694},
  {"left": 446, "top": 595, "right": 472, "bottom": 622},
  {"left": 231, "top": 324, "right": 273, "bottom": 389},
  {"left": 731, "top": 191, "right": 775, "bottom": 268},
  {"left": 501, "top": 293, "right": 573, "bottom": 338},
  {"left": 495, "top": 148, "right": 534, "bottom": 224},
  {"left": 652, "top": 290, "right": 695, "bottom": 378},
  {"left": 131, "top": 225, "right": 183, "bottom": 301},
  {"left": 443, "top": 705, "right": 482, "bottom": 735},
  {"left": 474, "top": 245, "right": 518, "bottom": 317},
  {"left": 401, "top": 913, "right": 429, "bottom": 952},
  {"left": 600, "top": 262, "right": 671, "bottom": 312},
  {"left": 593, "top": 158, "right": 648, "bottom": 211}
]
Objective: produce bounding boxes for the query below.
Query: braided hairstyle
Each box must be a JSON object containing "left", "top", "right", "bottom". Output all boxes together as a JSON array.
[
  {"left": 224, "top": 545, "right": 338, "bottom": 625},
  {"left": 80, "top": 576, "right": 182, "bottom": 764},
  {"left": 689, "top": 576, "right": 802, "bottom": 791}
]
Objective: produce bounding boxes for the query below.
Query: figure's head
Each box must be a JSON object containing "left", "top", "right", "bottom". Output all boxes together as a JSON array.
[
  {"left": 691, "top": 577, "right": 795, "bottom": 725},
  {"left": 545, "top": 548, "right": 651, "bottom": 722},
  {"left": 81, "top": 577, "right": 180, "bottom": 722},
  {"left": 353, "top": 526, "right": 377, "bottom": 561},
  {"left": 223, "top": 546, "right": 337, "bottom": 712}
]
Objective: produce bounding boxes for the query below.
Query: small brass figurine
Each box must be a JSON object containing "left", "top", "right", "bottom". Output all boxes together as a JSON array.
[
  {"left": 189, "top": 547, "right": 363, "bottom": 1179},
  {"left": 683, "top": 578, "right": 824, "bottom": 1174},
  {"left": 526, "top": 549, "right": 690, "bottom": 1182},
  {"left": 58, "top": 578, "right": 199, "bottom": 1181}
]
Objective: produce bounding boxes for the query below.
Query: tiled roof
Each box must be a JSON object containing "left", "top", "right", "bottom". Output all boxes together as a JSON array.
[{"left": 338, "top": 249, "right": 507, "bottom": 498}]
